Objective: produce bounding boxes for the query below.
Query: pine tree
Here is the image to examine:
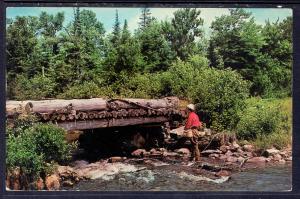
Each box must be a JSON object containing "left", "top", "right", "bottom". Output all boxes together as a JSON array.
[
  {"left": 139, "top": 8, "right": 152, "bottom": 30},
  {"left": 73, "top": 7, "right": 82, "bottom": 37},
  {"left": 111, "top": 9, "right": 121, "bottom": 46}
]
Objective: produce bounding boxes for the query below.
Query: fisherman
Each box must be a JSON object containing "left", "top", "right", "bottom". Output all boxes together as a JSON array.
[{"left": 174, "top": 104, "right": 203, "bottom": 161}]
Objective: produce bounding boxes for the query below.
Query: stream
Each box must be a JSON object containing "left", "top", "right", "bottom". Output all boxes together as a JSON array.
[{"left": 63, "top": 162, "right": 292, "bottom": 191}]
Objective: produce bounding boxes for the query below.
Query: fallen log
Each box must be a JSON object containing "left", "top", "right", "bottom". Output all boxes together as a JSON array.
[
  {"left": 57, "top": 116, "right": 170, "bottom": 131},
  {"left": 6, "top": 97, "right": 179, "bottom": 115}
]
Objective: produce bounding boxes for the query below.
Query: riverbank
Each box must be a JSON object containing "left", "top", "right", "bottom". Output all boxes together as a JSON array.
[{"left": 24, "top": 139, "right": 291, "bottom": 191}]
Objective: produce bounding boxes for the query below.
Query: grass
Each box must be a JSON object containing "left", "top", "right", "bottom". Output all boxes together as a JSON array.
[{"left": 243, "top": 97, "right": 292, "bottom": 150}]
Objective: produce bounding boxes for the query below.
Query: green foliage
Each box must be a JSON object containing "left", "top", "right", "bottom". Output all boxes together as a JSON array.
[
  {"left": 236, "top": 98, "right": 291, "bottom": 142},
  {"left": 6, "top": 134, "right": 44, "bottom": 179},
  {"left": 163, "top": 8, "right": 204, "bottom": 60},
  {"left": 6, "top": 120, "right": 76, "bottom": 179},
  {"left": 58, "top": 81, "right": 116, "bottom": 99},
  {"left": 119, "top": 73, "right": 163, "bottom": 98},
  {"left": 191, "top": 68, "right": 250, "bottom": 131},
  {"left": 12, "top": 74, "right": 57, "bottom": 100},
  {"left": 25, "top": 124, "right": 75, "bottom": 163}
]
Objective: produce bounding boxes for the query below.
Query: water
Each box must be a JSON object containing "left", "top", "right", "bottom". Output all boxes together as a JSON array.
[{"left": 65, "top": 162, "right": 292, "bottom": 191}]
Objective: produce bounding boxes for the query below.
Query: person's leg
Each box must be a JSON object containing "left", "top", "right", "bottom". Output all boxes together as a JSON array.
[{"left": 194, "top": 142, "right": 200, "bottom": 161}]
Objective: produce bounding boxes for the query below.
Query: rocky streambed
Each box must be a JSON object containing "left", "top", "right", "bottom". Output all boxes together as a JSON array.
[
  {"left": 23, "top": 140, "right": 291, "bottom": 191},
  {"left": 6, "top": 137, "right": 292, "bottom": 191}
]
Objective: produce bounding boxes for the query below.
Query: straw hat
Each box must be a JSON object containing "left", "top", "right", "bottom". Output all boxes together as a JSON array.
[{"left": 187, "top": 104, "right": 195, "bottom": 111}]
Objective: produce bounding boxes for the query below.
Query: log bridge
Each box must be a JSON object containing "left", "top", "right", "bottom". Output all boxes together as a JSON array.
[{"left": 6, "top": 97, "right": 184, "bottom": 131}]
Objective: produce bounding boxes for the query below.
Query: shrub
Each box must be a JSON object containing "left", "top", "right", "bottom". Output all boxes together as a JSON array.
[
  {"left": 6, "top": 120, "right": 76, "bottom": 180},
  {"left": 236, "top": 98, "right": 291, "bottom": 142},
  {"left": 13, "top": 74, "right": 57, "bottom": 100},
  {"left": 25, "top": 123, "right": 76, "bottom": 163},
  {"left": 58, "top": 81, "right": 116, "bottom": 99},
  {"left": 160, "top": 59, "right": 199, "bottom": 99},
  {"left": 190, "top": 68, "right": 250, "bottom": 131},
  {"left": 6, "top": 134, "right": 44, "bottom": 179},
  {"left": 119, "top": 73, "right": 163, "bottom": 98}
]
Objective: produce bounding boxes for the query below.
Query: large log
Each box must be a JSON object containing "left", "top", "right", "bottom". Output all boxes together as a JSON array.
[
  {"left": 7, "top": 97, "right": 179, "bottom": 115},
  {"left": 6, "top": 101, "right": 30, "bottom": 116},
  {"left": 57, "top": 116, "right": 170, "bottom": 131}
]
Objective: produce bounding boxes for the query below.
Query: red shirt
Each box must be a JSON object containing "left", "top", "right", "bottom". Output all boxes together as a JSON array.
[{"left": 185, "top": 112, "right": 202, "bottom": 129}]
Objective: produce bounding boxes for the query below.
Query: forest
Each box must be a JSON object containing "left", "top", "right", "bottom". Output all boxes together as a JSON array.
[{"left": 6, "top": 7, "right": 292, "bottom": 140}]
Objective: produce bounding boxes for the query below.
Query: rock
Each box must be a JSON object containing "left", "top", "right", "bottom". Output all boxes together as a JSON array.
[
  {"left": 209, "top": 153, "right": 219, "bottom": 158},
  {"left": 285, "top": 157, "right": 292, "bottom": 161},
  {"left": 279, "top": 159, "right": 286, "bottom": 164},
  {"left": 157, "top": 148, "right": 167, "bottom": 152},
  {"left": 237, "top": 157, "right": 245, "bottom": 163},
  {"left": 108, "top": 157, "right": 126, "bottom": 163},
  {"left": 273, "top": 154, "right": 282, "bottom": 161},
  {"left": 62, "top": 180, "right": 74, "bottom": 187},
  {"left": 35, "top": 177, "right": 44, "bottom": 190},
  {"left": 215, "top": 170, "right": 231, "bottom": 177},
  {"left": 220, "top": 145, "right": 228, "bottom": 153},
  {"left": 247, "top": 157, "right": 267, "bottom": 164},
  {"left": 45, "top": 174, "right": 60, "bottom": 190},
  {"left": 243, "top": 144, "right": 255, "bottom": 152},
  {"left": 219, "top": 155, "right": 228, "bottom": 160},
  {"left": 201, "top": 149, "right": 222, "bottom": 155},
  {"left": 242, "top": 152, "right": 253, "bottom": 157},
  {"left": 131, "top": 149, "right": 147, "bottom": 157},
  {"left": 72, "top": 160, "right": 89, "bottom": 168},
  {"left": 12, "top": 167, "right": 21, "bottom": 190},
  {"left": 263, "top": 148, "right": 280, "bottom": 157},
  {"left": 175, "top": 148, "right": 190, "bottom": 155},
  {"left": 150, "top": 148, "right": 157, "bottom": 154},
  {"left": 237, "top": 148, "right": 244, "bottom": 153},
  {"left": 232, "top": 142, "right": 240, "bottom": 149},
  {"left": 225, "top": 150, "right": 233, "bottom": 156},
  {"left": 266, "top": 158, "right": 272, "bottom": 162},
  {"left": 226, "top": 156, "right": 238, "bottom": 163}
]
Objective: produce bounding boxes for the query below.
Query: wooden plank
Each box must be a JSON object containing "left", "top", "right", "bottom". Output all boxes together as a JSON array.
[{"left": 57, "top": 116, "right": 170, "bottom": 131}]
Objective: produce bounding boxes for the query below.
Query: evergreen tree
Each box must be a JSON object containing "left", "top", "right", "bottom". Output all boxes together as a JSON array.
[
  {"left": 111, "top": 9, "right": 121, "bottom": 46},
  {"left": 139, "top": 8, "right": 153, "bottom": 30},
  {"left": 163, "top": 8, "right": 204, "bottom": 60}
]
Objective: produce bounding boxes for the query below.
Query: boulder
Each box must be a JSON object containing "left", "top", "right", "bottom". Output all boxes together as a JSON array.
[
  {"left": 175, "top": 148, "right": 191, "bottom": 155},
  {"left": 232, "top": 142, "right": 240, "bottom": 149},
  {"left": 272, "top": 154, "right": 282, "bottom": 161},
  {"left": 35, "top": 177, "right": 44, "bottom": 190},
  {"left": 278, "top": 159, "right": 286, "bottom": 164},
  {"left": 243, "top": 144, "right": 255, "bottom": 152},
  {"left": 201, "top": 149, "right": 222, "bottom": 155},
  {"left": 285, "top": 157, "right": 292, "bottom": 161},
  {"left": 108, "top": 157, "right": 126, "bottom": 163},
  {"left": 45, "top": 174, "right": 60, "bottom": 190},
  {"left": 263, "top": 148, "right": 280, "bottom": 157},
  {"left": 209, "top": 153, "right": 220, "bottom": 158},
  {"left": 225, "top": 150, "right": 233, "bottom": 156},
  {"left": 150, "top": 148, "right": 157, "bottom": 154},
  {"left": 62, "top": 180, "right": 74, "bottom": 187},
  {"left": 131, "top": 149, "right": 147, "bottom": 157},
  {"left": 247, "top": 157, "right": 267, "bottom": 164},
  {"left": 219, "top": 145, "right": 228, "bottom": 153},
  {"left": 237, "top": 157, "right": 245, "bottom": 163},
  {"left": 226, "top": 156, "right": 238, "bottom": 163},
  {"left": 215, "top": 170, "right": 231, "bottom": 177},
  {"left": 219, "top": 155, "right": 228, "bottom": 160}
]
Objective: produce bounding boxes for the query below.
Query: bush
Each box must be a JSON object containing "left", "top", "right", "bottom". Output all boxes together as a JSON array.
[
  {"left": 6, "top": 121, "right": 76, "bottom": 180},
  {"left": 13, "top": 74, "right": 57, "bottom": 100},
  {"left": 58, "top": 81, "right": 116, "bottom": 99},
  {"left": 6, "top": 134, "right": 44, "bottom": 179},
  {"left": 25, "top": 123, "right": 76, "bottom": 163},
  {"left": 119, "top": 73, "right": 163, "bottom": 98},
  {"left": 236, "top": 98, "right": 291, "bottom": 142},
  {"left": 190, "top": 68, "right": 250, "bottom": 131}
]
